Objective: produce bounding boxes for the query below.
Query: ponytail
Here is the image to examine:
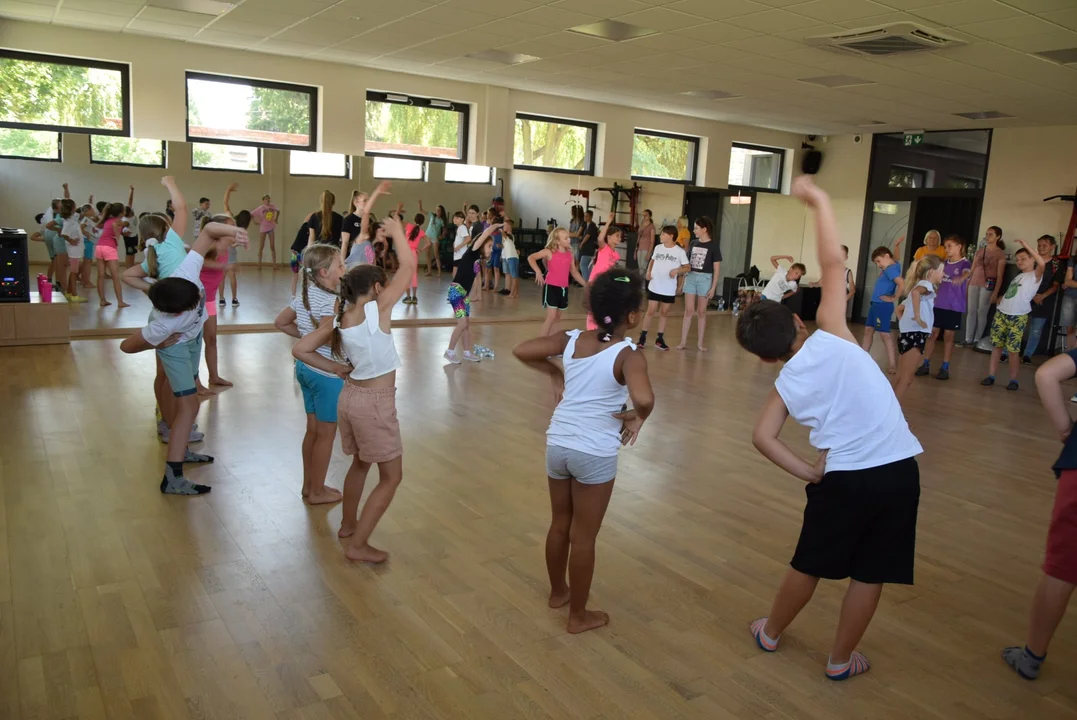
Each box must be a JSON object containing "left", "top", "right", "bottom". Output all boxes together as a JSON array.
[
  {"left": 330, "top": 273, "right": 348, "bottom": 361},
  {"left": 320, "top": 191, "right": 335, "bottom": 240}
]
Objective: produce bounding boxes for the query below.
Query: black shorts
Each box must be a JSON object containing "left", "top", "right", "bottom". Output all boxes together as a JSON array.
[
  {"left": 792, "top": 457, "right": 920, "bottom": 585},
  {"left": 123, "top": 236, "right": 138, "bottom": 256},
  {"left": 647, "top": 290, "right": 675, "bottom": 304},
  {"left": 898, "top": 331, "right": 928, "bottom": 355},
  {"left": 933, "top": 308, "right": 962, "bottom": 331},
  {"left": 543, "top": 284, "right": 568, "bottom": 310}
]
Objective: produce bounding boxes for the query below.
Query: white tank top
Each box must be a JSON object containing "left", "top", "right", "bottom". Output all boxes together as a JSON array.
[
  {"left": 336, "top": 300, "right": 402, "bottom": 381},
  {"left": 547, "top": 330, "right": 635, "bottom": 458}
]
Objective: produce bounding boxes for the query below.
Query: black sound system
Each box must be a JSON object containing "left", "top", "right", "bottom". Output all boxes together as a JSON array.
[{"left": 0, "top": 228, "right": 31, "bottom": 303}]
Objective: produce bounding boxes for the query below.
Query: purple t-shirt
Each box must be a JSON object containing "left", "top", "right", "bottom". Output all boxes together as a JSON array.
[{"left": 936, "top": 258, "right": 972, "bottom": 312}]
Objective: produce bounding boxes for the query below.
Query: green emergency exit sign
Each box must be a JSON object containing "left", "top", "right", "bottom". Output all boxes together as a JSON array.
[{"left": 904, "top": 132, "right": 924, "bottom": 146}]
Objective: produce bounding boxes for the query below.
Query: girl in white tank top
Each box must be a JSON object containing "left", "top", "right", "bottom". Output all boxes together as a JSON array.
[
  {"left": 513, "top": 268, "right": 655, "bottom": 635},
  {"left": 293, "top": 216, "right": 414, "bottom": 565}
]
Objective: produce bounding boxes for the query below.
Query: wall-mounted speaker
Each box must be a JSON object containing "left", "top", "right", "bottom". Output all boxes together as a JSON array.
[{"left": 801, "top": 150, "right": 823, "bottom": 175}]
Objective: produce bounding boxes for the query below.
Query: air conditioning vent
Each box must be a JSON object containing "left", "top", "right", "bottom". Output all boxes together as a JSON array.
[{"left": 807, "top": 22, "right": 963, "bottom": 57}]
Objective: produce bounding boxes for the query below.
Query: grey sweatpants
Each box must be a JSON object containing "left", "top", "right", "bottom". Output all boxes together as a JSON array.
[{"left": 966, "top": 284, "right": 993, "bottom": 343}]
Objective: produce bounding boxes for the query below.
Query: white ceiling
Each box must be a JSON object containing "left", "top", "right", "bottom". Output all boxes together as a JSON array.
[{"left": 3, "top": 0, "right": 1077, "bottom": 135}]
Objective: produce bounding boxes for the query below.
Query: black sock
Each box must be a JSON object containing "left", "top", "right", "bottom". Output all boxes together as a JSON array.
[
  {"left": 657, "top": 332, "right": 664, "bottom": 341},
  {"left": 639, "top": 330, "right": 648, "bottom": 342},
  {"left": 167, "top": 460, "right": 184, "bottom": 477}
]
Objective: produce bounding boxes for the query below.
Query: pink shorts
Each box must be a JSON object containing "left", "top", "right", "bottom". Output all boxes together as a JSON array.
[
  {"left": 337, "top": 384, "right": 402, "bottom": 463},
  {"left": 68, "top": 256, "right": 81, "bottom": 273},
  {"left": 95, "top": 245, "right": 119, "bottom": 262}
]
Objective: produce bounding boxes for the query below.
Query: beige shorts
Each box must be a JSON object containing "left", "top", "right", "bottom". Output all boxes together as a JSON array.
[{"left": 337, "top": 384, "right": 402, "bottom": 463}]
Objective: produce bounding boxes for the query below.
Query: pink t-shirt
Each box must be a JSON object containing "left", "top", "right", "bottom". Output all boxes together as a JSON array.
[
  {"left": 252, "top": 204, "right": 279, "bottom": 233},
  {"left": 546, "top": 250, "right": 572, "bottom": 288},
  {"left": 591, "top": 244, "right": 620, "bottom": 278},
  {"left": 97, "top": 217, "right": 120, "bottom": 249}
]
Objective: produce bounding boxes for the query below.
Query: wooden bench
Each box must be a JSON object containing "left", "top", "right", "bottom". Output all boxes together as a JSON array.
[{"left": 0, "top": 292, "right": 70, "bottom": 346}]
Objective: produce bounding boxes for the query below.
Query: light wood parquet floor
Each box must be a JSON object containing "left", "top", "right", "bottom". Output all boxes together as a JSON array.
[{"left": 1, "top": 317, "right": 1075, "bottom": 719}]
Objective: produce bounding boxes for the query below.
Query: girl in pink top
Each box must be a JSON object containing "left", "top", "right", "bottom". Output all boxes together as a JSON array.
[
  {"left": 528, "top": 227, "right": 587, "bottom": 337},
  {"left": 404, "top": 214, "right": 429, "bottom": 305},
  {"left": 586, "top": 212, "right": 623, "bottom": 330},
  {"left": 94, "top": 202, "right": 129, "bottom": 308},
  {"left": 251, "top": 194, "right": 280, "bottom": 267}
]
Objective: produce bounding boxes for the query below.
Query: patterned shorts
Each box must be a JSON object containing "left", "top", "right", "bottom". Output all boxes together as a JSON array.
[
  {"left": 447, "top": 282, "right": 470, "bottom": 318},
  {"left": 290, "top": 250, "right": 301, "bottom": 273},
  {"left": 990, "top": 311, "right": 1028, "bottom": 354},
  {"left": 898, "top": 331, "right": 928, "bottom": 355}
]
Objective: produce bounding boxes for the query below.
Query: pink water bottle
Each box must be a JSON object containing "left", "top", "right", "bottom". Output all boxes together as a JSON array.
[
  {"left": 36, "top": 274, "right": 46, "bottom": 298},
  {"left": 41, "top": 282, "right": 53, "bottom": 303}
]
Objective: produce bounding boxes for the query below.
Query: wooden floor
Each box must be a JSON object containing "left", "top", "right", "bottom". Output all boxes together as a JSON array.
[{"left": 1, "top": 317, "right": 1075, "bottom": 719}]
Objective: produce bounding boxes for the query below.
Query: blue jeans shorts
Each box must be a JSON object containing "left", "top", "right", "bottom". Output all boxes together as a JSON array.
[
  {"left": 502, "top": 257, "right": 519, "bottom": 278},
  {"left": 44, "top": 231, "right": 59, "bottom": 259},
  {"left": 866, "top": 301, "right": 894, "bottom": 333},
  {"left": 682, "top": 271, "right": 712, "bottom": 296},
  {"left": 158, "top": 332, "right": 203, "bottom": 397},
  {"left": 84, "top": 239, "right": 96, "bottom": 260},
  {"left": 546, "top": 444, "right": 618, "bottom": 485},
  {"left": 295, "top": 360, "right": 344, "bottom": 423}
]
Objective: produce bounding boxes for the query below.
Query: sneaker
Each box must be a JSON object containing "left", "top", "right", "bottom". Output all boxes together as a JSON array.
[
  {"left": 936, "top": 368, "right": 950, "bottom": 380},
  {"left": 1022, "top": 356, "right": 1032, "bottom": 365},
  {"left": 498, "top": 289, "right": 510, "bottom": 295},
  {"left": 914, "top": 364, "right": 930, "bottom": 376},
  {"left": 1070, "top": 393, "right": 1077, "bottom": 404},
  {"left": 443, "top": 349, "right": 461, "bottom": 365},
  {"left": 232, "top": 298, "right": 240, "bottom": 307},
  {"left": 160, "top": 427, "right": 205, "bottom": 444},
  {"left": 981, "top": 376, "right": 995, "bottom": 387},
  {"left": 655, "top": 338, "right": 670, "bottom": 351},
  {"left": 218, "top": 296, "right": 226, "bottom": 306},
  {"left": 1001, "top": 353, "right": 1009, "bottom": 363},
  {"left": 1007, "top": 380, "right": 1019, "bottom": 391},
  {"left": 463, "top": 351, "right": 482, "bottom": 362}
]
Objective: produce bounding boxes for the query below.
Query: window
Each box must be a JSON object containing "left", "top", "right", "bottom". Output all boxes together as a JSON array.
[
  {"left": 514, "top": 114, "right": 596, "bottom": 174},
  {"left": 365, "top": 91, "right": 468, "bottom": 161},
  {"left": 0, "top": 129, "right": 61, "bottom": 161},
  {"left": 631, "top": 130, "right": 698, "bottom": 184},
  {"left": 372, "top": 156, "right": 426, "bottom": 181},
  {"left": 728, "top": 143, "right": 784, "bottom": 191},
  {"left": 946, "top": 175, "right": 981, "bottom": 190},
  {"left": 444, "top": 163, "right": 493, "bottom": 184},
  {"left": 191, "top": 142, "right": 261, "bottom": 173},
  {"left": 0, "top": 50, "right": 129, "bottom": 136},
  {"left": 186, "top": 72, "right": 317, "bottom": 150},
  {"left": 888, "top": 165, "right": 927, "bottom": 189},
  {"left": 290, "top": 151, "right": 350, "bottom": 178},
  {"left": 90, "top": 136, "right": 165, "bottom": 167}
]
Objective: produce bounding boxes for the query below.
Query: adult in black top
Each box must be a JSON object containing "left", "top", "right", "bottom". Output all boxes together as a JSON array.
[
  {"left": 308, "top": 210, "right": 344, "bottom": 248},
  {"left": 688, "top": 237, "right": 723, "bottom": 273},
  {"left": 1027, "top": 236, "right": 1064, "bottom": 358},
  {"left": 578, "top": 211, "right": 600, "bottom": 282}
]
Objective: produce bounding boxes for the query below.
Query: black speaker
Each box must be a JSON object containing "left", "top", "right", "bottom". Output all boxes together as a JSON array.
[
  {"left": 0, "top": 228, "right": 30, "bottom": 302},
  {"left": 801, "top": 150, "right": 823, "bottom": 175}
]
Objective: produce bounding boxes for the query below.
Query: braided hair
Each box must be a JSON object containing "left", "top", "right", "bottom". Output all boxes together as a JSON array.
[
  {"left": 586, "top": 268, "right": 644, "bottom": 342},
  {"left": 300, "top": 244, "right": 341, "bottom": 330},
  {"left": 329, "top": 264, "right": 387, "bottom": 361}
]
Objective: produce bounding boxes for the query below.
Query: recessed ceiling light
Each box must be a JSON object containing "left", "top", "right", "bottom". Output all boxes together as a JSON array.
[
  {"left": 466, "top": 49, "right": 540, "bottom": 65},
  {"left": 1035, "top": 47, "right": 1077, "bottom": 65},
  {"left": 799, "top": 75, "right": 875, "bottom": 88},
  {"left": 953, "top": 110, "right": 1015, "bottom": 120},
  {"left": 569, "top": 20, "right": 657, "bottom": 42},
  {"left": 681, "top": 90, "right": 740, "bottom": 100}
]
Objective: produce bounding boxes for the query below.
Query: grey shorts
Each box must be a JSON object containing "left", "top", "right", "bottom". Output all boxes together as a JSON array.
[{"left": 546, "top": 444, "right": 617, "bottom": 485}]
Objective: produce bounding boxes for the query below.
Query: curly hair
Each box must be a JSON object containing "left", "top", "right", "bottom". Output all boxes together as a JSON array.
[{"left": 586, "top": 268, "right": 644, "bottom": 341}]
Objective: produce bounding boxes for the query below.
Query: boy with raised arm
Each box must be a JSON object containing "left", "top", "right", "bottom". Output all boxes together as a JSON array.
[{"left": 734, "top": 175, "right": 923, "bottom": 681}]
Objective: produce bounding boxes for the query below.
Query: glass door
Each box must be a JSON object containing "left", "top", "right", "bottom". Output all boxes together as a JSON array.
[
  {"left": 718, "top": 193, "right": 753, "bottom": 288},
  {"left": 856, "top": 200, "right": 911, "bottom": 321}
]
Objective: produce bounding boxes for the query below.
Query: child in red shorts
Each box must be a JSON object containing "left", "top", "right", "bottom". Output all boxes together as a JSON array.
[{"left": 1002, "top": 348, "right": 1077, "bottom": 680}]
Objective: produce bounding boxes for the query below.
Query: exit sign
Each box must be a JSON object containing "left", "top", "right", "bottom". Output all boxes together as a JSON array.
[{"left": 904, "top": 132, "right": 924, "bottom": 146}]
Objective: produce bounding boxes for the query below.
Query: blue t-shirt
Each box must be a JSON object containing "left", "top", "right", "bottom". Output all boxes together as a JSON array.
[
  {"left": 871, "top": 263, "right": 902, "bottom": 304},
  {"left": 141, "top": 228, "right": 187, "bottom": 278}
]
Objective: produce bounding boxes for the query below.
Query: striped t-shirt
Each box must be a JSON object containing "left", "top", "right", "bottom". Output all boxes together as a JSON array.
[{"left": 291, "top": 283, "right": 338, "bottom": 377}]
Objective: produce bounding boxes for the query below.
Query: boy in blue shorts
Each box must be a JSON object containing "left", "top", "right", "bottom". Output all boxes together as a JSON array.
[
  {"left": 860, "top": 246, "right": 904, "bottom": 374},
  {"left": 735, "top": 175, "right": 922, "bottom": 681},
  {"left": 120, "top": 218, "right": 248, "bottom": 496}
]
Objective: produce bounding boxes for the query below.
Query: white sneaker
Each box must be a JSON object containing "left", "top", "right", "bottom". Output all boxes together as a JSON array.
[
  {"left": 463, "top": 351, "right": 481, "bottom": 362},
  {"left": 443, "top": 349, "right": 461, "bottom": 365},
  {"left": 160, "top": 427, "right": 205, "bottom": 444}
]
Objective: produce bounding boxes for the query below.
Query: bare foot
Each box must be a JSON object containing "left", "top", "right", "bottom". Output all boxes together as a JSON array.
[
  {"left": 118, "top": 302, "right": 131, "bottom": 308},
  {"left": 196, "top": 384, "right": 215, "bottom": 398},
  {"left": 99, "top": 300, "right": 112, "bottom": 307},
  {"left": 548, "top": 588, "right": 571, "bottom": 609},
  {"left": 209, "top": 376, "right": 234, "bottom": 387},
  {"left": 697, "top": 346, "right": 708, "bottom": 352},
  {"left": 567, "top": 610, "right": 609, "bottom": 634},
  {"left": 306, "top": 488, "right": 343, "bottom": 505},
  {"left": 337, "top": 524, "right": 355, "bottom": 538},
  {"left": 344, "top": 542, "right": 389, "bottom": 564},
  {"left": 675, "top": 344, "right": 686, "bottom": 350}
]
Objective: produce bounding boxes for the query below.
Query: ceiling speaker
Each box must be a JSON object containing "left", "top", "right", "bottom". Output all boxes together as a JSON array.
[{"left": 802, "top": 150, "right": 823, "bottom": 175}]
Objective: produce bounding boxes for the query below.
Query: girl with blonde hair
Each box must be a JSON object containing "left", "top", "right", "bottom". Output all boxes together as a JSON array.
[{"left": 529, "top": 227, "right": 588, "bottom": 337}]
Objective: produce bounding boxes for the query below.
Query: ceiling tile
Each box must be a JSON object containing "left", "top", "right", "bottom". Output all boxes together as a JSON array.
[
  {"left": 614, "top": 7, "right": 709, "bottom": 32},
  {"left": 728, "top": 9, "right": 824, "bottom": 33},
  {"left": 513, "top": 6, "right": 601, "bottom": 30},
  {"left": 255, "top": 38, "right": 327, "bottom": 56},
  {"left": 672, "top": 21, "right": 761, "bottom": 42},
  {"left": 136, "top": 6, "right": 217, "bottom": 28},
  {"left": 622, "top": 31, "right": 706, "bottom": 52},
  {"left": 681, "top": 43, "right": 751, "bottom": 63},
  {"left": 190, "top": 29, "right": 265, "bottom": 48},
  {"left": 534, "top": 30, "right": 612, "bottom": 51},
  {"left": 790, "top": 0, "right": 894, "bottom": 23},
  {"left": 723, "top": 34, "right": 804, "bottom": 55},
  {"left": 774, "top": 22, "right": 845, "bottom": 40},
  {"left": 1001, "top": 28, "right": 1077, "bottom": 53},
  {"left": 666, "top": 0, "right": 770, "bottom": 21},
  {"left": 413, "top": 5, "right": 495, "bottom": 27},
  {"left": 61, "top": 0, "right": 141, "bottom": 18},
  {"left": 910, "top": 0, "right": 1023, "bottom": 26},
  {"left": 54, "top": 8, "right": 129, "bottom": 29},
  {"left": 274, "top": 19, "right": 365, "bottom": 44},
  {"left": 473, "top": 18, "right": 549, "bottom": 43},
  {"left": 955, "top": 14, "right": 1061, "bottom": 40},
  {"left": 1000, "top": 0, "right": 1077, "bottom": 11},
  {"left": 1041, "top": 8, "right": 1077, "bottom": 32},
  {"left": 550, "top": 0, "right": 651, "bottom": 16},
  {"left": 0, "top": 1, "right": 54, "bottom": 20},
  {"left": 441, "top": 0, "right": 537, "bottom": 14},
  {"left": 834, "top": 11, "right": 920, "bottom": 28},
  {"left": 125, "top": 18, "right": 201, "bottom": 38},
  {"left": 868, "top": 0, "right": 959, "bottom": 10},
  {"left": 308, "top": 47, "right": 381, "bottom": 63}
]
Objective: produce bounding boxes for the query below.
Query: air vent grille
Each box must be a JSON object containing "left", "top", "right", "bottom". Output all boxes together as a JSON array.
[{"left": 808, "top": 22, "right": 963, "bottom": 57}]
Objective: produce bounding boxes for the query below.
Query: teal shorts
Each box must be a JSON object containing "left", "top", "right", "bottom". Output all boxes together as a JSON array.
[
  {"left": 295, "top": 360, "right": 344, "bottom": 423},
  {"left": 682, "top": 271, "right": 713, "bottom": 296},
  {"left": 44, "top": 231, "right": 60, "bottom": 259},
  {"left": 84, "top": 240, "right": 95, "bottom": 260},
  {"left": 158, "top": 332, "right": 203, "bottom": 397}
]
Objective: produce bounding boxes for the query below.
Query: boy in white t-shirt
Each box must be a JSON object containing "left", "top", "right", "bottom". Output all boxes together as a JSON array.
[
  {"left": 120, "top": 220, "right": 248, "bottom": 496},
  {"left": 982, "top": 238, "right": 1044, "bottom": 391},
  {"left": 637, "top": 225, "right": 689, "bottom": 350},
  {"left": 58, "top": 199, "right": 87, "bottom": 303},
  {"left": 762, "top": 255, "right": 806, "bottom": 302},
  {"left": 735, "top": 176, "right": 923, "bottom": 682}
]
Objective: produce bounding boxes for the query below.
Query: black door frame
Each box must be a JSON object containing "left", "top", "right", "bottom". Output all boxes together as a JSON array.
[{"left": 684, "top": 186, "right": 758, "bottom": 277}]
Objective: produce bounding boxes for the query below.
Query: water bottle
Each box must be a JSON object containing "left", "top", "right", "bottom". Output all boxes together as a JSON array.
[
  {"left": 717, "top": 297, "right": 726, "bottom": 311},
  {"left": 732, "top": 300, "right": 740, "bottom": 316}
]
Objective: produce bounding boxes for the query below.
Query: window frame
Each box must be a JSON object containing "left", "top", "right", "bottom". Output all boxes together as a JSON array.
[
  {"left": 728, "top": 142, "right": 785, "bottom": 194},
  {"left": 89, "top": 136, "right": 166, "bottom": 168},
  {"left": 365, "top": 91, "right": 470, "bottom": 164},
  {"left": 946, "top": 174, "right": 982, "bottom": 190},
  {"left": 190, "top": 142, "right": 263, "bottom": 174},
  {"left": 513, "top": 113, "right": 598, "bottom": 176},
  {"left": 288, "top": 151, "right": 351, "bottom": 179},
  {"left": 888, "top": 164, "right": 929, "bottom": 189},
  {"left": 443, "top": 163, "right": 494, "bottom": 184},
  {"left": 185, "top": 71, "right": 318, "bottom": 152},
  {"left": 630, "top": 128, "right": 700, "bottom": 185},
  {"left": 0, "top": 49, "right": 131, "bottom": 137},
  {"left": 371, "top": 156, "right": 428, "bottom": 181},
  {"left": 0, "top": 130, "right": 63, "bottom": 163}
]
